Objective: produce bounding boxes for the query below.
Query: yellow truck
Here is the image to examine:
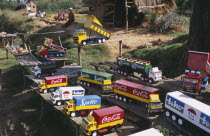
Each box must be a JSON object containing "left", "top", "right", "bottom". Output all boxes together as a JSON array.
[
  {"left": 63, "top": 95, "right": 101, "bottom": 117},
  {"left": 73, "top": 15, "right": 111, "bottom": 45},
  {"left": 81, "top": 106, "right": 124, "bottom": 136}
]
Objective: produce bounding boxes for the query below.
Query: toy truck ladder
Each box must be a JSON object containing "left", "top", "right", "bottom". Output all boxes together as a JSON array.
[
  {"left": 117, "top": 56, "right": 151, "bottom": 65},
  {"left": 44, "top": 38, "right": 67, "bottom": 52},
  {"left": 84, "top": 15, "right": 111, "bottom": 39}
]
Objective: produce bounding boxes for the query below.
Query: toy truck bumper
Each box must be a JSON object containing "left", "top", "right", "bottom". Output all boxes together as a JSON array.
[
  {"left": 80, "top": 125, "right": 91, "bottom": 136},
  {"left": 150, "top": 108, "right": 163, "bottom": 113},
  {"left": 63, "top": 108, "right": 70, "bottom": 115},
  {"left": 50, "top": 96, "right": 56, "bottom": 104}
]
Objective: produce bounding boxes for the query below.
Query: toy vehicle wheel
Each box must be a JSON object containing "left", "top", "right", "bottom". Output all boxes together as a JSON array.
[
  {"left": 178, "top": 118, "right": 183, "bottom": 126},
  {"left": 70, "top": 112, "right": 76, "bottom": 117},
  {"left": 44, "top": 55, "right": 47, "bottom": 58},
  {"left": 172, "top": 115, "right": 176, "bottom": 121},
  {"left": 87, "top": 83, "right": 90, "bottom": 86},
  {"left": 148, "top": 78, "right": 153, "bottom": 84},
  {"left": 123, "top": 97, "right": 127, "bottom": 103},
  {"left": 119, "top": 96, "right": 122, "bottom": 101},
  {"left": 56, "top": 54, "right": 59, "bottom": 57},
  {"left": 37, "top": 74, "right": 41, "bottom": 78},
  {"left": 60, "top": 54, "right": 63, "bottom": 57},
  {"left": 80, "top": 81, "right": 83, "bottom": 85},
  {"left": 92, "top": 131, "right": 97, "bottom": 136},
  {"left": 84, "top": 82, "right": 86, "bottom": 86},
  {"left": 148, "top": 109, "right": 151, "bottom": 114},
  {"left": 43, "top": 89, "right": 48, "bottom": 94},
  {"left": 140, "top": 77, "right": 145, "bottom": 82},
  {"left": 97, "top": 39, "right": 102, "bottom": 43},
  {"left": 82, "top": 41, "right": 87, "bottom": 46},
  {"left": 102, "top": 39, "right": 106, "bottom": 43},
  {"left": 145, "top": 104, "right": 148, "bottom": 108},
  {"left": 124, "top": 72, "right": 127, "bottom": 76},
  {"left": 117, "top": 70, "right": 121, "bottom": 74},
  {"left": 51, "top": 73, "right": 55, "bottom": 76},
  {"left": 57, "top": 101, "right": 62, "bottom": 106},
  {"left": 115, "top": 94, "right": 119, "bottom": 100},
  {"left": 165, "top": 111, "right": 170, "bottom": 117},
  {"left": 110, "top": 127, "right": 116, "bottom": 132}
]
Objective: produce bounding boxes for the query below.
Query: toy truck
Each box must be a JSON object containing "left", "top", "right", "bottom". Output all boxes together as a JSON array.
[
  {"left": 127, "top": 128, "right": 163, "bottom": 136},
  {"left": 165, "top": 91, "right": 210, "bottom": 134},
  {"left": 73, "top": 15, "right": 111, "bottom": 45},
  {"left": 78, "top": 69, "right": 113, "bottom": 93},
  {"left": 116, "top": 56, "right": 162, "bottom": 84},
  {"left": 38, "top": 75, "right": 68, "bottom": 93},
  {"left": 113, "top": 80, "right": 163, "bottom": 114},
  {"left": 32, "top": 61, "right": 57, "bottom": 78},
  {"left": 81, "top": 106, "right": 124, "bottom": 136},
  {"left": 50, "top": 86, "right": 85, "bottom": 106},
  {"left": 63, "top": 95, "right": 101, "bottom": 117},
  {"left": 181, "top": 51, "right": 210, "bottom": 95}
]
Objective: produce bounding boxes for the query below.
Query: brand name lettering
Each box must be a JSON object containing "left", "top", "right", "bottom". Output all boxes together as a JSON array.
[
  {"left": 81, "top": 73, "right": 89, "bottom": 78},
  {"left": 102, "top": 113, "right": 121, "bottom": 124},
  {"left": 200, "top": 113, "right": 210, "bottom": 129},
  {"left": 133, "top": 89, "right": 148, "bottom": 99},
  {"left": 114, "top": 84, "right": 127, "bottom": 92},
  {"left": 51, "top": 79, "right": 63, "bottom": 84},
  {"left": 167, "top": 97, "right": 184, "bottom": 113},
  {"left": 80, "top": 99, "right": 97, "bottom": 106},
  {"left": 94, "top": 75, "right": 104, "bottom": 82}
]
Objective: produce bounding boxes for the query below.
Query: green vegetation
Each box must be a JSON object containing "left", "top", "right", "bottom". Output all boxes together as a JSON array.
[{"left": 123, "top": 35, "right": 188, "bottom": 78}]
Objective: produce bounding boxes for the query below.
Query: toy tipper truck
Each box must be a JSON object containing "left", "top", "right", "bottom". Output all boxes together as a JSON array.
[
  {"left": 127, "top": 128, "right": 163, "bottom": 136},
  {"left": 63, "top": 95, "right": 101, "bottom": 117},
  {"left": 181, "top": 50, "right": 210, "bottom": 95},
  {"left": 78, "top": 69, "right": 113, "bottom": 93},
  {"left": 81, "top": 106, "right": 124, "bottom": 136},
  {"left": 165, "top": 91, "right": 210, "bottom": 134},
  {"left": 38, "top": 75, "right": 68, "bottom": 93},
  {"left": 113, "top": 80, "right": 163, "bottom": 114},
  {"left": 50, "top": 86, "right": 85, "bottom": 106},
  {"left": 116, "top": 56, "right": 162, "bottom": 84},
  {"left": 32, "top": 61, "right": 57, "bottom": 78},
  {"left": 73, "top": 15, "right": 111, "bottom": 45}
]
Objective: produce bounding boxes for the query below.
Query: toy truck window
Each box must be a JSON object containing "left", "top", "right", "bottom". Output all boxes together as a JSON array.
[
  {"left": 89, "top": 124, "right": 93, "bottom": 128},
  {"left": 68, "top": 105, "right": 72, "bottom": 108},
  {"left": 183, "top": 77, "right": 198, "bottom": 83}
]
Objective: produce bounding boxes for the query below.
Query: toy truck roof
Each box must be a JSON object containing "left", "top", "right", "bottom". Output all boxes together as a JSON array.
[
  {"left": 136, "top": 85, "right": 159, "bottom": 93},
  {"left": 73, "top": 95, "right": 101, "bottom": 106},
  {"left": 58, "top": 86, "right": 85, "bottom": 93},
  {"left": 73, "top": 95, "right": 100, "bottom": 100},
  {"left": 79, "top": 69, "right": 113, "bottom": 78},
  {"left": 167, "top": 91, "right": 210, "bottom": 115},
  {"left": 45, "top": 75, "right": 66, "bottom": 81},
  {"left": 127, "top": 128, "right": 163, "bottom": 136},
  {"left": 114, "top": 80, "right": 143, "bottom": 88}
]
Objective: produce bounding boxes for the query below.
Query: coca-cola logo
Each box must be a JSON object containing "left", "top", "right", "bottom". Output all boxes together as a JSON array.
[
  {"left": 133, "top": 89, "right": 148, "bottom": 99},
  {"left": 113, "top": 84, "right": 127, "bottom": 92},
  {"left": 51, "top": 79, "right": 63, "bottom": 84},
  {"left": 102, "top": 113, "right": 121, "bottom": 124}
]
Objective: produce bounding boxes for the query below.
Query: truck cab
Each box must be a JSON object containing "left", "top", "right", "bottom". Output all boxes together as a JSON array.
[
  {"left": 102, "top": 80, "right": 113, "bottom": 93},
  {"left": 81, "top": 115, "right": 97, "bottom": 136},
  {"left": 63, "top": 100, "right": 75, "bottom": 116},
  {"left": 73, "top": 29, "right": 87, "bottom": 45},
  {"left": 148, "top": 94, "right": 163, "bottom": 114},
  {"left": 32, "top": 65, "right": 41, "bottom": 77},
  {"left": 38, "top": 80, "right": 46, "bottom": 92},
  {"left": 51, "top": 90, "right": 61, "bottom": 105},
  {"left": 148, "top": 67, "right": 162, "bottom": 83}
]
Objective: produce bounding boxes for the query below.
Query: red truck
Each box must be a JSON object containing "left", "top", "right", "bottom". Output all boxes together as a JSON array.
[
  {"left": 113, "top": 80, "right": 163, "bottom": 114},
  {"left": 81, "top": 106, "right": 124, "bottom": 136}
]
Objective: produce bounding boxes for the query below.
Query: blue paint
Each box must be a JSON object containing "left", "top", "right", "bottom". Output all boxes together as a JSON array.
[
  {"left": 166, "top": 95, "right": 185, "bottom": 113},
  {"left": 73, "top": 95, "right": 101, "bottom": 107},
  {"left": 200, "top": 112, "right": 210, "bottom": 129}
]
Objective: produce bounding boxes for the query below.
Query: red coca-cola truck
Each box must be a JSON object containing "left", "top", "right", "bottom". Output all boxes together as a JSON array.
[
  {"left": 113, "top": 80, "right": 163, "bottom": 114},
  {"left": 81, "top": 106, "right": 124, "bottom": 136},
  {"left": 38, "top": 75, "right": 68, "bottom": 93}
]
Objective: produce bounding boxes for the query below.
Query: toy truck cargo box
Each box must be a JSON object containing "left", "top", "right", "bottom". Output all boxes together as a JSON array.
[
  {"left": 32, "top": 61, "right": 57, "bottom": 77},
  {"left": 165, "top": 91, "right": 210, "bottom": 133},
  {"left": 127, "top": 128, "right": 163, "bottom": 136},
  {"left": 73, "top": 95, "right": 101, "bottom": 107},
  {"left": 113, "top": 80, "right": 159, "bottom": 103},
  {"left": 92, "top": 106, "right": 124, "bottom": 127},
  {"left": 39, "top": 75, "right": 67, "bottom": 93}
]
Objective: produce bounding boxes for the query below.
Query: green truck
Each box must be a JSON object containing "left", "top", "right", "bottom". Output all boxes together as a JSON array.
[
  {"left": 78, "top": 69, "right": 113, "bottom": 93},
  {"left": 117, "top": 56, "right": 162, "bottom": 83}
]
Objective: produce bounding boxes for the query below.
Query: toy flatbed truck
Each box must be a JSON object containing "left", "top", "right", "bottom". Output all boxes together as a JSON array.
[
  {"left": 73, "top": 15, "right": 111, "bottom": 45},
  {"left": 113, "top": 80, "right": 163, "bottom": 114},
  {"left": 81, "top": 106, "right": 124, "bottom": 136},
  {"left": 32, "top": 61, "right": 57, "bottom": 78},
  {"left": 116, "top": 56, "right": 162, "bottom": 84},
  {"left": 38, "top": 75, "right": 68, "bottom": 93},
  {"left": 63, "top": 95, "right": 101, "bottom": 117}
]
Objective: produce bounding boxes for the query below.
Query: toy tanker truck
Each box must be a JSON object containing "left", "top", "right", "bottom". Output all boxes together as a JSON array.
[
  {"left": 116, "top": 56, "right": 163, "bottom": 84},
  {"left": 73, "top": 15, "right": 111, "bottom": 45},
  {"left": 38, "top": 75, "right": 68, "bottom": 93},
  {"left": 113, "top": 80, "right": 163, "bottom": 114},
  {"left": 63, "top": 95, "right": 101, "bottom": 117},
  {"left": 80, "top": 106, "right": 124, "bottom": 136},
  {"left": 32, "top": 61, "right": 57, "bottom": 78},
  {"left": 78, "top": 69, "right": 113, "bottom": 93},
  {"left": 165, "top": 91, "right": 210, "bottom": 134}
]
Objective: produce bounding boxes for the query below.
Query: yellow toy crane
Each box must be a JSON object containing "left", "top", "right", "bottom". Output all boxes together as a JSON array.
[{"left": 73, "top": 15, "right": 111, "bottom": 45}]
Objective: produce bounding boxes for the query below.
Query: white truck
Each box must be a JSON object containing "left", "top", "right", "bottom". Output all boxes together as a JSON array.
[
  {"left": 165, "top": 91, "right": 210, "bottom": 134},
  {"left": 50, "top": 86, "right": 85, "bottom": 106},
  {"left": 127, "top": 128, "right": 163, "bottom": 136}
]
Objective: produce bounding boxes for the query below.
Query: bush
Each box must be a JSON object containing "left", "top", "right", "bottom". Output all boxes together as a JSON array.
[{"left": 0, "top": 1, "right": 17, "bottom": 10}]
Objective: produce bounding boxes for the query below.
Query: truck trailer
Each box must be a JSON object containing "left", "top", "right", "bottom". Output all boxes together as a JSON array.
[
  {"left": 81, "top": 106, "right": 124, "bottom": 136},
  {"left": 113, "top": 80, "right": 163, "bottom": 114},
  {"left": 63, "top": 95, "right": 101, "bottom": 117},
  {"left": 165, "top": 91, "right": 210, "bottom": 134},
  {"left": 50, "top": 86, "right": 85, "bottom": 106},
  {"left": 38, "top": 75, "right": 68, "bottom": 93},
  {"left": 127, "top": 128, "right": 163, "bottom": 136},
  {"left": 116, "top": 56, "right": 162, "bottom": 84},
  {"left": 78, "top": 69, "right": 113, "bottom": 93},
  {"left": 32, "top": 61, "right": 57, "bottom": 78}
]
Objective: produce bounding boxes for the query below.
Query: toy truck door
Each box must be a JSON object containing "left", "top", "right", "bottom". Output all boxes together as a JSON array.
[{"left": 187, "top": 51, "right": 210, "bottom": 74}]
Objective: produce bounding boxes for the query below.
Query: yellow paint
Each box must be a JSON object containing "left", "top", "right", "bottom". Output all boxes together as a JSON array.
[
  {"left": 73, "top": 29, "right": 87, "bottom": 44},
  {"left": 39, "top": 81, "right": 67, "bottom": 93}
]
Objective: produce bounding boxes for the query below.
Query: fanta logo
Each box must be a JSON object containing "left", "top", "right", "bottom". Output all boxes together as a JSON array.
[
  {"left": 80, "top": 99, "right": 97, "bottom": 106},
  {"left": 94, "top": 75, "right": 104, "bottom": 82},
  {"left": 51, "top": 79, "right": 63, "bottom": 84},
  {"left": 187, "top": 108, "right": 196, "bottom": 121},
  {"left": 113, "top": 84, "right": 127, "bottom": 92},
  {"left": 81, "top": 73, "right": 89, "bottom": 78},
  {"left": 102, "top": 113, "right": 121, "bottom": 124},
  {"left": 133, "top": 89, "right": 148, "bottom": 99}
]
